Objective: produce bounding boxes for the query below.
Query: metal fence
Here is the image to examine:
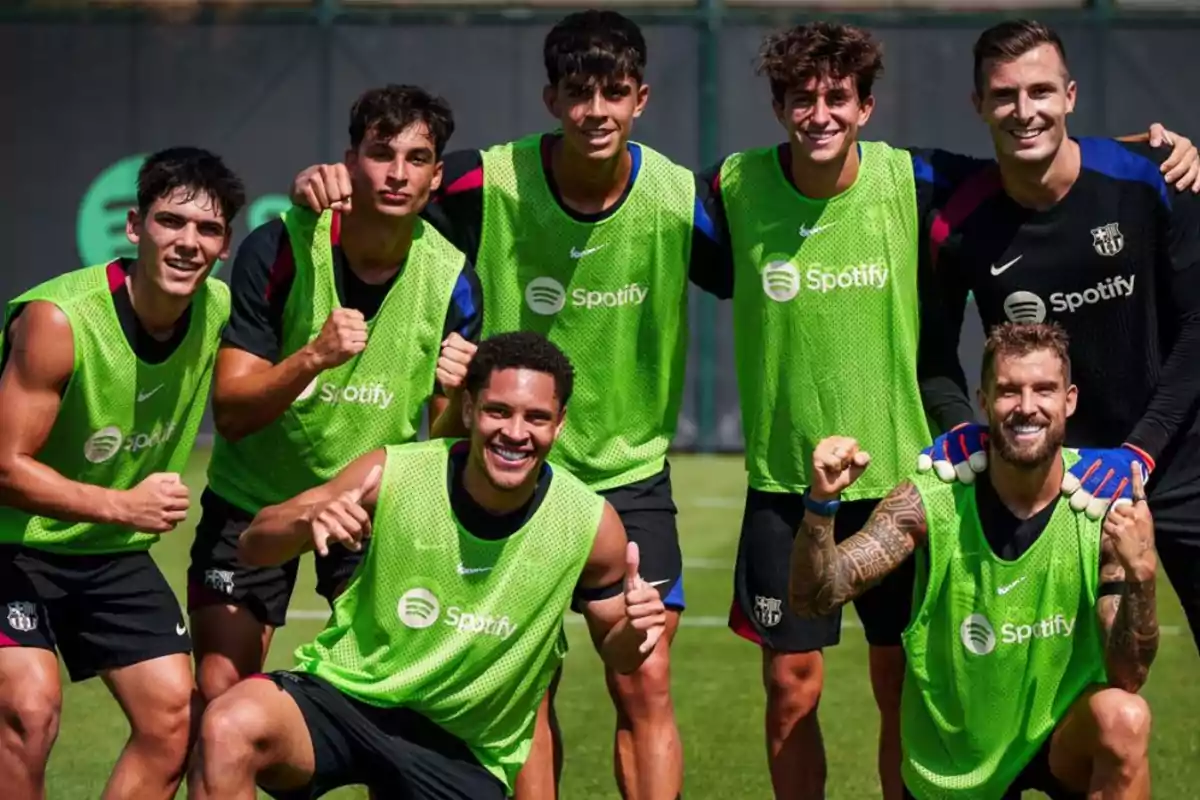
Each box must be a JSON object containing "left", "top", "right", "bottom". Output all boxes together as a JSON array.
[{"left": 3, "top": 0, "right": 1199, "bottom": 447}]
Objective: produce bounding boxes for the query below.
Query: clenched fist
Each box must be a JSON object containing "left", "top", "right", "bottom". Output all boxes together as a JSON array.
[
  {"left": 436, "top": 333, "right": 477, "bottom": 393},
  {"left": 309, "top": 465, "right": 383, "bottom": 557},
  {"left": 306, "top": 308, "right": 368, "bottom": 371},
  {"left": 810, "top": 436, "right": 871, "bottom": 502},
  {"left": 1104, "top": 463, "right": 1157, "bottom": 580},
  {"left": 294, "top": 163, "right": 353, "bottom": 213},
  {"left": 121, "top": 473, "right": 191, "bottom": 533}
]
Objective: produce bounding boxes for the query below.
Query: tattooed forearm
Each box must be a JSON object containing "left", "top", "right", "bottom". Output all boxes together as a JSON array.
[
  {"left": 789, "top": 509, "right": 843, "bottom": 618},
  {"left": 1105, "top": 578, "right": 1159, "bottom": 693},
  {"left": 789, "top": 482, "right": 926, "bottom": 618}
]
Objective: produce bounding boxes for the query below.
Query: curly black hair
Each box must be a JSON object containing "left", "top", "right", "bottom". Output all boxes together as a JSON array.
[
  {"left": 465, "top": 332, "right": 575, "bottom": 408},
  {"left": 137, "top": 147, "right": 246, "bottom": 225},
  {"left": 348, "top": 84, "right": 455, "bottom": 158},
  {"left": 543, "top": 10, "right": 647, "bottom": 88}
]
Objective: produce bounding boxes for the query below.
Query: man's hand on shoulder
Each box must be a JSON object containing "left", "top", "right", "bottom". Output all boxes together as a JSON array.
[
  {"left": 1063, "top": 446, "right": 1152, "bottom": 521},
  {"left": 917, "top": 422, "right": 989, "bottom": 485},
  {"left": 1120, "top": 124, "right": 1200, "bottom": 192},
  {"left": 293, "top": 163, "right": 352, "bottom": 213}
]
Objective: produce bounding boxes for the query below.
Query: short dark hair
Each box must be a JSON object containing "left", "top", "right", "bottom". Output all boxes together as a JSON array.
[
  {"left": 757, "top": 22, "right": 884, "bottom": 105},
  {"left": 544, "top": 10, "right": 647, "bottom": 88},
  {"left": 136, "top": 147, "right": 246, "bottom": 225},
  {"left": 348, "top": 84, "right": 455, "bottom": 158},
  {"left": 973, "top": 19, "right": 1068, "bottom": 96},
  {"left": 465, "top": 332, "right": 575, "bottom": 408},
  {"left": 981, "top": 322, "right": 1072, "bottom": 388}
]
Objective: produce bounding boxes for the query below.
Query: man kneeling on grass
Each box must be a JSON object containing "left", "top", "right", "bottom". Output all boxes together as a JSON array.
[
  {"left": 790, "top": 321, "right": 1157, "bottom": 800},
  {"left": 187, "top": 331, "right": 668, "bottom": 800}
]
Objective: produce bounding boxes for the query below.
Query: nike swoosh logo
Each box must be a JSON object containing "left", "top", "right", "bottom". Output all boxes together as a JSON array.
[
  {"left": 991, "top": 255, "right": 1022, "bottom": 276},
  {"left": 138, "top": 385, "right": 163, "bottom": 402},
  {"left": 570, "top": 245, "right": 606, "bottom": 259},
  {"left": 647, "top": 579, "right": 672, "bottom": 587},
  {"left": 176, "top": 623, "right": 187, "bottom": 636},
  {"left": 457, "top": 564, "right": 493, "bottom": 576},
  {"left": 997, "top": 577, "right": 1026, "bottom": 595},
  {"left": 799, "top": 223, "right": 836, "bottom": 237}
]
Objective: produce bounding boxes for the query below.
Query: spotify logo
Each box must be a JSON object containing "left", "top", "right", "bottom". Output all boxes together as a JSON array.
[
  {"left": 525, "top": 277, "right": 566, "bottom": 315},
  {"left": 77, "top": 154, "right": 144, "bottom": 269},
  {"left": 960, "top": 613, "right": 997, "bottom": 656},
  {"left": 761, "top": 261, "right": 800, "bottom": 302},
  {"left": 1003, "top": 291, "right": 1047, "bottom": 324},
  {"left": 398, "top": 588, "right": 441, "bottom": 629},
  {"left": 83, "top": 426, "right": 125, "bottom": 464}
]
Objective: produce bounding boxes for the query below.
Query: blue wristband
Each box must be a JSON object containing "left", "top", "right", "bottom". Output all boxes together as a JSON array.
[{"left": 802, "top": 490, "right": 841, "bottom": 517}]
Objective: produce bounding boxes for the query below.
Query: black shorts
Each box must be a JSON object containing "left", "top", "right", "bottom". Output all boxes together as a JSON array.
[
  {"left": 0, "top": 544, "right": 190, "bottom": 682},
  {"left": 729, "top": 490, "right": 915, "bottom": 651},
  {"left": 902, "top": 736, "right": 1083, "bottom": 800},
  {"left": 1147, "top": 511, "right": 1200, "bottom": 654},
  {"left": 260, "top": 672, "right": 505, "bottom": 800},
  {"left": 187, "top": 488, "right": 365, "bottom": 628},
  {"left": 573, "top": 465, "right": 684, "bottom": 612}
]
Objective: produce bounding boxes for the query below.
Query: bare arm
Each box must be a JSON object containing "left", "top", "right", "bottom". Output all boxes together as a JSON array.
[
  {"left": 428, "top": 393, "right": 469, "bottom": 440},
  {"left": 1097, "top": 513, "right": 1160, "bottom": 693},
  {"left": 238, "top": 448, "right": 386, "bottom": 566},
  {"left": 579, "top": 503, "right": 664, "bottom": 675},
  {"left": 0, "top": 303, "right": 138, "bottom": 525},
  {"left": 789, "top": 481, "right": 928, "bottom": 618},
  {"left": 213, "top": 346, "right": 327, "bottom": 441}
]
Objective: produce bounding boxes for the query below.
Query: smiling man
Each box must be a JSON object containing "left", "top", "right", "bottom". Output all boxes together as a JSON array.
[
  {"left": 790, "top": 322, "right": 1158, "bottom": 800},
  {"left": 0, "top": 147, "right": 244, "bottom": 800},
  {"left": 188, "top": 332, "right": 668, "bottom": 800},
  {"left": 697, "top": 20, "right": 1195, "bottom": 800},
  {"left": 288, "top": 12, "right": 730, "bottom": 798},
  {"left": 919, "top": 19, "right": 1200, "bottom": 656},
  {"left": 188, "top": 85, "right": 482, "bottom": 714}
]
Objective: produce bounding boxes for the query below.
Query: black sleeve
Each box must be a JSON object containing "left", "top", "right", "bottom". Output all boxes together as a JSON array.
[
  {"left": 423, "top": 149, "right": 485, "bottom": 265},
  {"left": 687, "top": 160, "right": 734, "bottom": 300},
  {"left": 1125, "top": 148, "right": 1200, "bottom": 461},
  {"left": 441, "top": 258, "right": 484, "bottom": 343},
  {"left": 221, "top": 218, "right": 290, "bottom": 363},
  {"left": 909, "top": 148, "right": 984, "bottom": 432},
  {"left": 433, "top": 258, "right": 485, "bottom": 396}
]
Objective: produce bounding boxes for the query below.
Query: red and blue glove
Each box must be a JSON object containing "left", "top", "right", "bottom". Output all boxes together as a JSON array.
[
  {"left": 1062, "top": 445, "right": 1153, "bottom": 520},
  {"left": 917, "top": 422, "right": 989, "bottom": 484}
]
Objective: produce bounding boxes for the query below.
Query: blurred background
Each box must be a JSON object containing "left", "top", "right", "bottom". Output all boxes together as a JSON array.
[{"left": 3, "top": 0, "right": 1199, "bottom": 449}]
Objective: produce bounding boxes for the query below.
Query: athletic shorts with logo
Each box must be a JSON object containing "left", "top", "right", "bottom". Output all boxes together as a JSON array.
[
  {"left": 258, "top": 671, "right": 506, "bottom": 800},
  {"left": 730, "top": 491, "right": 915, "bottom": 650},
  {"left": 187, "top": 488, "right": 364, "bottom": 627},
  {"left": 0, "top": 544, "right": 190, "bottom": 682},
  {"left": 901, "top": 735, "right": 1084, "bottom": 800},
  {"left": 572, "top": 464, "right": 684, "bottom": 612}
]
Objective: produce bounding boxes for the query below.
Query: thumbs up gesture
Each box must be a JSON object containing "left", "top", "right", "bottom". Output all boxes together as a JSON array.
[
  {"left": 309, "top": 465, "right": 383, "bottom": 557},
  {"left": 623, "top": 542, "right": 667, "bottom": 655}
]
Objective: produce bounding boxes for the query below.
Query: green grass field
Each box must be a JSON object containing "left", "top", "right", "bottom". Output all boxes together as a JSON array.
[{"left": 48, "top": 450, "right": 1200, "bottom": 799}]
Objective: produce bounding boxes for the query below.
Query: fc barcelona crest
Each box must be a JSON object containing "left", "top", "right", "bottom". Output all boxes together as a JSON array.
[{"left": 1090, "top": 222, "right": 1124, "bottom": 257}]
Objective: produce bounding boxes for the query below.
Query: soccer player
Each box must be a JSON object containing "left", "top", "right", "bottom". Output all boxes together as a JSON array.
[
  {"left": 918, "top": 19, "right": 1200, "bottom": 653},
  {"left": 187, "top": 332, "right": 669, "bottom": 800},
  {"left": 791, "top": 322, "right": 1157, "bottom": 800},
  {"left": 700, "top": 21, "right": 1193, "bottom": 800},
  {"left": 290, "top": 12, "right": 724, "bottom": 798},
  {"left": 187, "top": 84, "right": 482, "bottom": 708},
  {"left": 0, "top": 148, "right": 244, "bottom": 800}
]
